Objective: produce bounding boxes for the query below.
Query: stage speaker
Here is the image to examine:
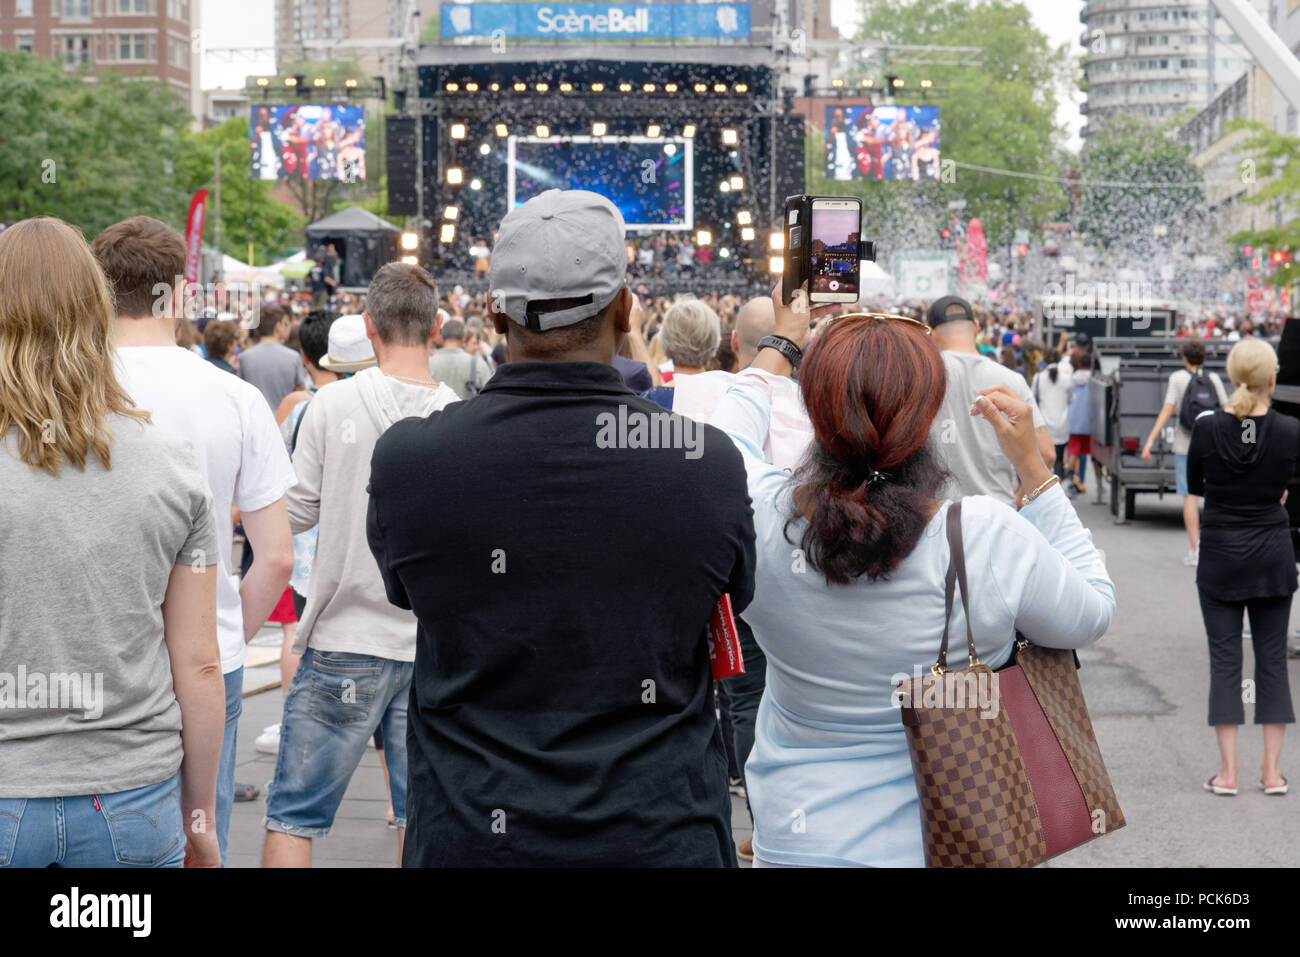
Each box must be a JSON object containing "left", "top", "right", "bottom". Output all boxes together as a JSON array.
[
  {"left": 386, "top": 115, "right": 419, "bottom": 216},
  {"left": 773, "top": 115, "right": 805, "bottom": 209}
]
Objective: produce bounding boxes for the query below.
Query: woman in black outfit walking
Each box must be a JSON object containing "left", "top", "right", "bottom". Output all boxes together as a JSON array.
[{"left": 1189, "top": 337, "right": 1295, "bottom": 797}]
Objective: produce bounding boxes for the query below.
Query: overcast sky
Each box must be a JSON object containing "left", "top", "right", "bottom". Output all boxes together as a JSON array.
[{"left": 201, "top": 0, "right": 1086, "bottom": 147}]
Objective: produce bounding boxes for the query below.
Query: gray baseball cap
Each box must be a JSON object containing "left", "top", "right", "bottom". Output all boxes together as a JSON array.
[{"left": 489, "top": 189, "right": 627, "bottom": 332}]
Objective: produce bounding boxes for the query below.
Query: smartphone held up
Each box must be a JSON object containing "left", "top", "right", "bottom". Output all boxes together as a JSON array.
[{"left": 781, "top": 195, "right": 876, "bottom": 306}]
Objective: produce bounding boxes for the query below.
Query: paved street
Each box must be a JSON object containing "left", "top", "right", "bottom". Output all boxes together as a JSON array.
[{"left": 226, "top": 489, "right": 1300, "bottom": 868}]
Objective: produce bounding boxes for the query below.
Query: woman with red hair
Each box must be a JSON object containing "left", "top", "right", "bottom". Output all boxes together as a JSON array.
[{"left": 709, "top": 287, "right": 1116, "bottom": 867}]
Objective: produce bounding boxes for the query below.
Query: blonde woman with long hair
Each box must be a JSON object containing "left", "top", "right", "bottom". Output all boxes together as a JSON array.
[
  {"left": 1188, "top": 336, "right": 1295, "bottom": 797},
  {"left": 0, "top": 218, "right": 225, "bottom": 867}
]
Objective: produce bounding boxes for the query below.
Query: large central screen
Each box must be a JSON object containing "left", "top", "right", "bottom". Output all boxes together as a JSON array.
[
  {"left": 823, "top": 104, "right": 940, "bottom": 182},
  {"left": 507, "top": 136, "right": 693, "bottom": 231}
]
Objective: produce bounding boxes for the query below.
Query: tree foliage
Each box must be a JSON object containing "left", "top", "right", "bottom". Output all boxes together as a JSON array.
[{"left": 1225, "top": 120, "right": 1300, "bottom": 287}]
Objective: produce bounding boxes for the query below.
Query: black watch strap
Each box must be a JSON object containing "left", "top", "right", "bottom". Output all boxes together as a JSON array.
[{"left": 757, "top": 334, "right": 803, "bottom": 372}]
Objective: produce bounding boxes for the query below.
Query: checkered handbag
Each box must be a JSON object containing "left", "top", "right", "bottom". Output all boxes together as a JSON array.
[{"left": 897, "top": 501, "right": 1125, "bottom": 867}]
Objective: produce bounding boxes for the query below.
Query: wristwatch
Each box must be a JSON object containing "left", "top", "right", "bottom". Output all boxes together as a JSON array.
[{"left": 757, "top": 334, "right": 804, "bottom": 373}]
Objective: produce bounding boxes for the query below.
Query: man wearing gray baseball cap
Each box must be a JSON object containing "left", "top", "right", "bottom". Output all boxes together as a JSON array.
[{"left": 367, "top": 189, "right": 756, "bottom": 867}]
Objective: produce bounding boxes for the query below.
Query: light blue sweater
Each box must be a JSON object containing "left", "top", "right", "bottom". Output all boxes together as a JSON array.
[{"left": 711, "top": 373, "right": 1116, "bottom": 867}]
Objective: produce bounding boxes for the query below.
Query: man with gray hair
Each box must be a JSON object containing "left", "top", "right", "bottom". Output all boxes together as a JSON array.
[
  {"left": 262, "top": 263, "right": 460, "bottom": 868},
  {"left": 367, "top": 188, "right": 756, "bottom": 867}
]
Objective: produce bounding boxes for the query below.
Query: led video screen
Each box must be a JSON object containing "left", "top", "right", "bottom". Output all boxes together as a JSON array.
[
  {"left": 507, "top": 136, "right": 693, "bottom": 230},
  {"left": 249, "top": 104, "right": 367, "bottom": 182},
  {"left": 823, "top": 104, "right": 941, "bottom": 182}
]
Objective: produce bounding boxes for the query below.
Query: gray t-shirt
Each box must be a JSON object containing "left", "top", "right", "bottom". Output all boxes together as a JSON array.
[
  {"left": 930, "top": 350, "right": 1047, "bottom": 507},
  {"left": 1164, "top": 367, "right": 1228, "bottom": 455},
  {"left": 238, "top": 340, "right": 306, "bottom": 411},
  {"left": 429, "top": 346, "right": 490, "bottom": 401},
  {"left": 0, "top": 416, "right": 217, "bottom": 797}
]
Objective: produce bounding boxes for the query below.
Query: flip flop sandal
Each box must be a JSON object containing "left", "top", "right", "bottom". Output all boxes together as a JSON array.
[
  {"left": 233, "top": 782, "right": 261, "bottom": 802},
  {"left": 1258, "top": 778, "right": 1288, "bottom": 796},
  {"left": 1202, "top": 777, "right": 1237, "bottom": 796}
]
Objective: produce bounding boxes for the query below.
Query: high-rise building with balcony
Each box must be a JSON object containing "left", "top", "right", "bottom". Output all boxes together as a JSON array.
[
  {"left": 1080, "top": 0, "right": 1272, "bottom": 137},
  {"left": 0, "top": 0, "right": 202, "bottom": 121}
]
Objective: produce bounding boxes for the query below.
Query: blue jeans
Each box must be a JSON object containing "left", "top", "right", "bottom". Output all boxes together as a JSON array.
[
  {"left": 216, "top": 666, "right": 243, "bottom": 866},
  {"left": 0, "top": 772, "right": 185, "bottom": 868},
  {"left": 1174, "top": 453, "right": 1190, "bottom": 497},
  {"left": 265, "top": 649, "right": 412, "bottom": 838}
]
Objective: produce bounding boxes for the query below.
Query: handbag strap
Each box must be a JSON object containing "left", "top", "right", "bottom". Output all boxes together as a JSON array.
[{"left": 935, "top": 501, "right": 981, "bottom": 675}]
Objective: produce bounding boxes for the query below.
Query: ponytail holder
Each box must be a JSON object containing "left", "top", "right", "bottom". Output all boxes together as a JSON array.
[{"left": 864, "top": 468, "right": 890, "bottom": 487}]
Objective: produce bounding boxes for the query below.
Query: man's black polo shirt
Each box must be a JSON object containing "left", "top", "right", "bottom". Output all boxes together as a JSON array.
[{"left": 367, "top": 361, "right": 756, "bottom": 867}]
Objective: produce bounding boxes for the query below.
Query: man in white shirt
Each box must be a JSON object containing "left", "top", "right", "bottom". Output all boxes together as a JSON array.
[
  {"left": 926, "top": 296, "right": 1055, "bottom": 507},
  {"left": 1140, "top": 338, "right": 1228, "bottom": 565},
  {"left": 93, "top": 217, "right": 297, "bottom": 866}
]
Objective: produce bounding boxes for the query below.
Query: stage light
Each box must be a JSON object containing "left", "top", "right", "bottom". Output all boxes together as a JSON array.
[
  {"left": 665, "top": 83, "right": 678, "bottom": 93},
  {"left": 861, "top": 78, "right": 873, "bottom": 88},
  {"left": 892, "top": 77, "right": 904, "bottom": 88},
  {"left": 466, "top": 81, "right": 479, "bottom": 92},
  {"left": 663, "top": 142, "right": 677, "bottom": 155},
  {"left": 737, "top": 210, "right": 752, "bottom": 225},
  {"left": 591, "top": 82, "right": 605, "bottom": 92},
  {"left": 618, "top": 82, "right": 633, "bottom": 92},
  {"left": 721, "top": 128, "right": 738, "bottom": 145},
  {"left": 470, "top": 178, "right": 483, "bottom": 191},
  {"left": 713, "top": 83, "right": 727, "bottom": 93},
  {"left": 445, "top": 82, "right": 459, "bottom": 92},
  {"left": 536, "top": 124, "right": 549, "bottom": 137},
  {"left": 446, "top": 167, "right": 463, "bottom": 185},
  {"left": 440, "top": 224, "right": 456, "bottom": 244},
  {"left": 735, "top": 83, "right": 748, "bottom": 93},
  {"left": 559, "top": 82, "right": 573, "bottom": 92},
  {"left": 444, "top": 206, "right": 459, "bottom": 221},
  {"left": 769, "top": 256, "right": 783, "bottom": 274},
  {"left": 401, "top": 232, "right": 419, "bottom": 250},
  {"left": 344, "top": 78, "right": 359, "bottom": 89},
  {"left": 313, "top": 77, "right": 326, "bottom": 87},
  {"left": 643, "top": 83, "right": 656, "bottom": 93},
  {"left": 495, "top": 123, "right": 508, "bottom": 137},
  {"left": 682, "top": 124, "right": 696, "bottom": 138},
  {"left": 646, "top": 123, "right": 661, "bottom": 137},
  {"left": 741, "top": 227, "right": 756, "bottom": 242},
  {"left": 592, "top": 121, "right": 607, "bottom": 136},
  {"left": 730, "top": 175, "right": 744, "bottom": 190},
  {"left": 479, "top": 143, "right": 491, "bottom": 155},
  {"left": 256, "top": 77, "right": 270, "bottom": 87},
  {"left": 450, "top": 122, "right": 467, "bottom": 140},
  {"left": 920, "top": 79, "right": 933, "bottom": 89},
  {"left": 284, "top": 76, "right": 299, "bottom": 87},
  {"left": 831, "top": 78, "right": 844, "bottom": 88},
  {"left": 401, "top": 255, "right": 419, "bottom": 265},
  {"left": 719, "top": 248, "right": 731, "bottom": 259},
  {"left": 719, "top": 181, "right": 731, "bottom": 193},
  {"left": 513, "top": 82, "right": 527, "bottom": 92},
  {"left": 490, "top": 82, "right": 500, "bottom": 92},
  {"left": 694, "top": 83, "right": 707, "bottom": 93},
  {"left": 770, "top": 232, "right": 784, "bottom": 250},
  {"left": 697, "top": 229, "right": 712, "bottom": 246},
  {"left": 536, "top": 82, "right": 548, "bottom": 92}
]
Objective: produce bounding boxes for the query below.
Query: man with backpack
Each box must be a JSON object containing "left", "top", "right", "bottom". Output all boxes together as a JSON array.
[{"left": 1141, "top": 338, "right": 1228, "bottom": 566}]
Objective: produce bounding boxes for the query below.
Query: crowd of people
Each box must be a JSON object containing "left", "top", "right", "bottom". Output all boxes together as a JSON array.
[{"left": 0, "top": 187, "right": 1293, "bottom": 869}]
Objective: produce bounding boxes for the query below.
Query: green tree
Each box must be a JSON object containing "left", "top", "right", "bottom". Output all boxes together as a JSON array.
[
  {"left": 1076, "top": 113, "right": 1203, "bottom": 255},
  {"left": 177, "top": 116, "right": 304, "bottom": 265},
  {"left": 0, "top": 51, "right": 190, "bottom": 236},
  {"left": 811, "top": 0, "right": 1067, "bottom": 248},
  {"left": 1225, "top": 120, "right": 1300, "bottom": 287}
]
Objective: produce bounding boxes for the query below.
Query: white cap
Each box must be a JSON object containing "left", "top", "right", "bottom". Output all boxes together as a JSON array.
[
  {"left": 318, "top": 314, "right": 376, "bottom": 372},
  {"left": 489, "top": 189, "right": 627, "bottom": 332}
]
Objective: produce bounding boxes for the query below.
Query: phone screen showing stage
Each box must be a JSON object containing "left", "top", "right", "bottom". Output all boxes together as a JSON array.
[{"left": 809, "top": 205, "right": 861, "bottom": 299}]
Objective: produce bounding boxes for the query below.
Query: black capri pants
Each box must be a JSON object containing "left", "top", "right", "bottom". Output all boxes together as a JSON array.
[{"left": 1198, "top": 591, "right": 1296, "bottom": 726}]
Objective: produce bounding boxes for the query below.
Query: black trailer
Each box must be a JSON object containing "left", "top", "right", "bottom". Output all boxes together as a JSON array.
[{"left": 1087, "top": 337, "right": 1233, "bottom": 522}]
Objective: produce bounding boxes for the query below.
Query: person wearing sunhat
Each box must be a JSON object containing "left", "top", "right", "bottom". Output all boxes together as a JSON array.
[
  {"left": 367, "top": 188, "right": 757, "bottom": 867},
  {"left": 262, "top": 265, "right": 459, "bottom": 868},
  {"left": 925, "top": 295, "right": 1055, "bottom": 506}
]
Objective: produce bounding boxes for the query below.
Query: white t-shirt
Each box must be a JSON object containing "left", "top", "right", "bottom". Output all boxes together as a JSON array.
[
  {"left": 115, "top": 347, "right": 298, "bottom": 674},
  {"left": 930, "top": 350, "right": 1046, "bottom": 507}
]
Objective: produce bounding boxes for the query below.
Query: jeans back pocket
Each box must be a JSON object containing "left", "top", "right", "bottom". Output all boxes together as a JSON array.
[
  {"left": 0, "top": 799, "right": 26, "bottom": 867},
  {"left": 97, "top": 776, "right": 184, "bottom": 867}
]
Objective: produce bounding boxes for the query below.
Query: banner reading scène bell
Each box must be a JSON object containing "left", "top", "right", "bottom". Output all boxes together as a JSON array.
[{"left": 439, "top": 2, "right": 751, "bottom": 40}]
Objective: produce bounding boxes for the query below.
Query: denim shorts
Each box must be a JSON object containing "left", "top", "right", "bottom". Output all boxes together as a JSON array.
[
  {"left": 0, "top": 772, "right": 184, "bottom": 868},
  {"left": 1174, "top": 453, "right": 1189, "bottom": 497},
  {"left": 264, "top": 648, "right": 413, "bottom": 838}
]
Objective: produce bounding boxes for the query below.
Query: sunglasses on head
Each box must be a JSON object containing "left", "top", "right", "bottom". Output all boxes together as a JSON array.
[{"left": 819, "top": 311, "right": 932, "bottom": 336}]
